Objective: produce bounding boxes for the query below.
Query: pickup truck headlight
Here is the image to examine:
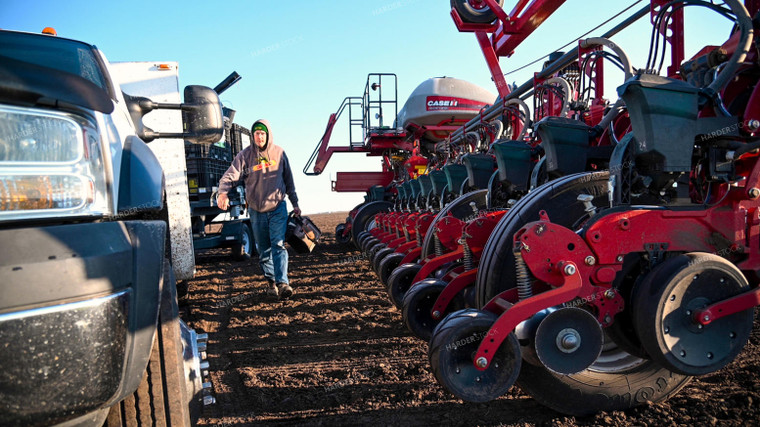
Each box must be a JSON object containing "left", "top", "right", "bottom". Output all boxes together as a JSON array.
[{"left": 0, "top": 105, "right": 111, "bottom": 220}]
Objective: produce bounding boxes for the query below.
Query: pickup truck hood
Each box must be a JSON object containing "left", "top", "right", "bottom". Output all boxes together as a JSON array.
[{"left": 0, "top": 55, "right": 113, "bottom": 114}]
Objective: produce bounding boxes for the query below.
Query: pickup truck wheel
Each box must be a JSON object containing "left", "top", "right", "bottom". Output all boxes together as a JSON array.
[
  {"left": 232, "top": 223, "right": 254, "bottom": 261},
  {"left": 106, "top": 260, "right": 194, "bottom": 426}
]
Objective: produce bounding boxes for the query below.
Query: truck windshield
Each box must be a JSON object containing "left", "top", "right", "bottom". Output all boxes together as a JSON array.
[{"left": 0, "top": 30, "right": 109, "bottom": 95}]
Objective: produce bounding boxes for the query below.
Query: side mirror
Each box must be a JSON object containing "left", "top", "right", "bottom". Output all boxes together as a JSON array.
[
  {"left": 123, "top": 85, "right": 224, "bottom": 143},
  {"left": 182, "top": 85, "right": 223, "bottom": 144}
]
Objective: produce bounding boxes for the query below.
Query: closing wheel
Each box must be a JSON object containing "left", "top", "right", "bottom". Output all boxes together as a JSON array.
[
  {"left": 632, "top": 253, "right": 754, "bottom": 376},
  {"left": 335, "top": 223, "right": 351, "bottom": 244},
  {"left": 372, "top": 247, "right": 395, "bottom": 274},
  {"left": 386, "top": 263, "right": 422, "bottom": 308},
  {"left": 402, "top": 279, "right": 465, "bottom": 341},
  {"left": 351, "top": 201, "right": 393, "bottom": 248},
  {"left": 476, "top": 171, "right": 692, "bottom": 415},
  {"left": 429, "top": 309, "right": 521, "bottom": 402},
  {"left": 534, "top": 307, "right": 604, "bottom": 375},
  {"left": 379, "top": 252, "right": 404, "bottom": 286}
]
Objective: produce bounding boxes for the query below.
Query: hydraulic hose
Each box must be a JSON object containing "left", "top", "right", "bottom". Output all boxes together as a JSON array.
[
  {"left": 707, "top": 0, "right": 753, "bottom": 95},
  {"left": 445, "top": 4, "right": 650, "bottom": 146}
]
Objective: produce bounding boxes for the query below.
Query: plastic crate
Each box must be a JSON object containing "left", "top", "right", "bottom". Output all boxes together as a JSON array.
[
  {"left": 186, "top": 157, "right": 231, "bottom": 189},
  {"left": 185, "top": 142, "right": 232, "bottom": 162},
  {"left": 229, "top": 124, "right": 251, "bottom": 157}
]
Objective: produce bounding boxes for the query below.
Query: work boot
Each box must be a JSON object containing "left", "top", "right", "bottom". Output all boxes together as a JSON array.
[
  {"left": 277, "top": 283, "right": 293, "bottom": 299},
  {"left": 267, "top": 281, "right": 279, "bottom": 298}
]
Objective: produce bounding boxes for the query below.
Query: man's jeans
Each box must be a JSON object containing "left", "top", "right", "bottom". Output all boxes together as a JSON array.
[{"left": 249, "top": 202, "right": 289, "bottom": 284}]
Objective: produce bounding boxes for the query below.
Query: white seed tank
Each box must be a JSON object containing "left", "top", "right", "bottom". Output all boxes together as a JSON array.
[{"left": 396, "top": 77, "right": 496, "bottom": 142}]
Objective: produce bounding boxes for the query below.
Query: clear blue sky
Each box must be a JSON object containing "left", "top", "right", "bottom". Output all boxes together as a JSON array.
[{"left": 1, "top": 1, "right": 732, "bottom": 214}]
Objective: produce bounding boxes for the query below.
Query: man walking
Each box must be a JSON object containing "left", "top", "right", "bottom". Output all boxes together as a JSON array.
[{"left": 217, "top": 119, "right": 300, "bottom": 299}]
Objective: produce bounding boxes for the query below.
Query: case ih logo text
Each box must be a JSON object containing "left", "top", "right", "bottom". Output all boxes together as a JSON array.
[{"left": 426, "top": 96, "right": 486, "bottom": 111}]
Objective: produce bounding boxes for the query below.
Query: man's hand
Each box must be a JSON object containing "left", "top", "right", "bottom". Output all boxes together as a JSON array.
[
  {"left": 293, "top": 207, "right": 301, "bottom": 217},
  {"left": 217, "top": 193, "right": 229, "bottom": 210}
]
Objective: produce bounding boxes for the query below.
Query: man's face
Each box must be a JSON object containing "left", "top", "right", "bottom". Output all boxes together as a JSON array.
[{"left": 253, "top": 130, "right": 267, "bottom": 148}]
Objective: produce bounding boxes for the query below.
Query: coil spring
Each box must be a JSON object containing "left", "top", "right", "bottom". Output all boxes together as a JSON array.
[
  {"left": 514, "top": 248, "right": 533, "bottom": 301},
  {"left": 434, "top": 233, "right": 443, "bottom": 257},
  {"left": 462, "top": 239, "right": 474, "bottom": 271},
  {"left": 416, "top": 231, "right": 422, "bottom": 247}
]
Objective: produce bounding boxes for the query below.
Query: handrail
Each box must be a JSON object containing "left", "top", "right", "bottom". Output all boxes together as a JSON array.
[{"left": 303, "top": 96, "right": 362, "bottom": 175}]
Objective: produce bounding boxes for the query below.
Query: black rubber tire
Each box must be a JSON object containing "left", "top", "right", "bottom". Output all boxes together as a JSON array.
[
  {"left": 358, "top": 233, "right": 375, "bottom": 251},
  {"left": 361, "top": 236, "right": 379, "bottom": 253},
  {"left": 335, "top": 223, "right": 351, "bottom": 244},
  {"left": 421, "top": 190, "right": 488, "bottom": 259},
  {"left": 402, "top": 279, "right": 465, "bottom": 341},
  {"left": 351, "top": 201, "right": 393, "bottom": 249},
  {"left": 429, "top": 308, "right": 521, "bottom": 403},
  {"left": 366, "top": 242, "right": 386, "bottom": 263},
  {"left": 372, "top": 247, "right": 395, "bottom": 274},
  {"left": 107, "top": 260, "right": 193, "bottom": 426},
  {"left": 450, "top": 0, "right": 505, "bottom": 24},
  {"left": 232, "top": 222, "right": 254, "bottom": 261},
  {"left": 517, "top": 355, "right": 691, "bottom": 416},
  {"left": 386, "top": 263, "right": 422, "bottom": 308},
  {"left": 379, "top": 252, "right": 405, "bottom": 286},
  {"left": 476, "top": 172, "right": 610, "bottom": 307},
  {"left": 475, "top": 171, "right": 693, "bottom": 415}
]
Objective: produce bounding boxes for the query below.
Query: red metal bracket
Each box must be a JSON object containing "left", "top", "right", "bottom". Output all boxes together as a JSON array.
[
  {"left": 432, "top": 268, "right": 478, "bottom": 319},
  {"left": 401, "top": 246, "right": 422, "bottom": 265},
  {"left": 474, "top": 261, "right": 582, "bottom": 370},
  {"left": 388, "top": 236, "right": 407, "bottom": 250},
  {"left": 413, "top": 247, "right": 464, "bottom": 284},
  {"left": 694, "top": 286, "right": 760, "bottom": 326},
  {"left": 435, "top": 216, "right": 468, "bottom": 252},
  {"left": 396, "top": 240, "right": 418, "bottom": 256}
]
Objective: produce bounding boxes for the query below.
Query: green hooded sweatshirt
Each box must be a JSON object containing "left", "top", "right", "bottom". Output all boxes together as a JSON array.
[{"left": 218, "top": 119, "right": 299, "bottom": 212}]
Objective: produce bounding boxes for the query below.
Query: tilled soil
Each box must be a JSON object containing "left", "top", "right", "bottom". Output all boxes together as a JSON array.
[{"left": 181, "top": 212, "right": 760, "bottom": 426}]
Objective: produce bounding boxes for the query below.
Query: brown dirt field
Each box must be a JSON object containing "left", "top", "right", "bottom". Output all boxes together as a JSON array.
[{"left": 180, "top": 212, "right": 760, "bottom": 426}]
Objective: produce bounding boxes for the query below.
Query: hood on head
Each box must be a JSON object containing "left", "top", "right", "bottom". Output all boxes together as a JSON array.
[{"left": 252, "top": 118, "right": 273, "bottom": 150}]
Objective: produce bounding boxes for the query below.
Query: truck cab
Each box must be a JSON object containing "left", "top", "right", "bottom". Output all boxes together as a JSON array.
[{"left": 0, "top": 29, "right": 218, "bottom": 426}]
